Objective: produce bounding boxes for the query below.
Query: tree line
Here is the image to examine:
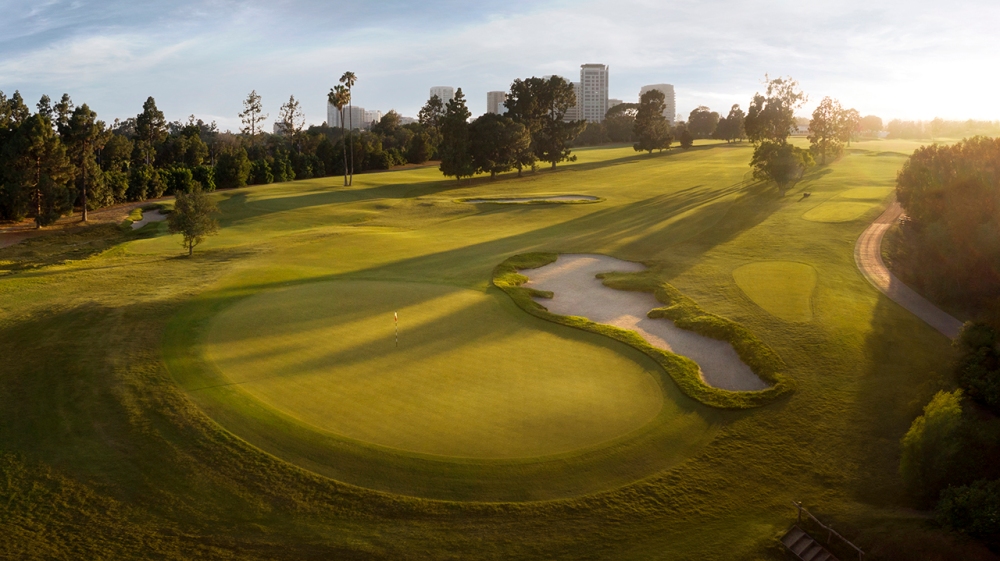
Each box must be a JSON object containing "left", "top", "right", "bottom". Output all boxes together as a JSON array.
[
  {"left": 888, "top": 137, "right": 1000, "bottom": 549},
  {"left": 0, "top": 81, "right": 461, "bottom": 226}
]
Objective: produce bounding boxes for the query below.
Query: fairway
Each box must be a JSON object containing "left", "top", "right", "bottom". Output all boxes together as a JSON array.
[
  {"left": 733, "top": 261, "right": 817, "bottom": 322},
  {"left": 1, "top": 138, "right": 975, "bottom": 559},
  {"left": 204, "top": 280, "right": 664, "bottom": 458}
]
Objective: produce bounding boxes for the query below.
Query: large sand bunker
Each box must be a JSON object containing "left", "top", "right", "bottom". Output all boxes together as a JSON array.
[{"left": 524, "top": 254, "right": 769, "bottom": 392}]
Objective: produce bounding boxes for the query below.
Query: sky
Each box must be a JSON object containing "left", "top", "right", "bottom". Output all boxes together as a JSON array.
[{"left": 1, "top": 0, "right": 999, "bottom": 131}]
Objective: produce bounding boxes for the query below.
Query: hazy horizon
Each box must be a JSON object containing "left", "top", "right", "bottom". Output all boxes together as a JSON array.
[{"left": 2, "top": 0, "right": 998, "bottom": 131}]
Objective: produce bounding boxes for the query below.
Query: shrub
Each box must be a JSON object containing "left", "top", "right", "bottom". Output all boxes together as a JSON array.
[
  {"left": 955, "top": 323, "right": 1000, "bottom": 414},
  {"left": 900, "top": 390, "right": 964, "bottom": 500},
  {"left": 937, "top": 479, "right": 1000, "bottom": 544}
]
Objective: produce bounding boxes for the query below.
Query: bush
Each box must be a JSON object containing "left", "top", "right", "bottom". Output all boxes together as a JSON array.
[
  {"left": 127, "top": 164, "right": 166, "bottom": 201},
  {"left": 955, "top": 323, "right": 1000, "bottom": 414},
  {"left": 937, "top": 479, "right": 1000, "bottom": 544},
  {"left": 163, "top": 166, "right": 194, "bottom": 194},
  {"left": 214, "top": 148, "right": 251, "bottom": 190},
  {"left": 900, "top": 390, "right": 965, "bottom": 500},
  {"left": 103, "top": 170, "right": 129, "bottom": 203},
  {"left": 270, "top": 152, "right": 294, "bottom": 183},
  {"left": 249, "top": 159, "right": 273, "bottom": 185},
  {"left": 191, "top": 166, "right": 215, "bottom": 192}
]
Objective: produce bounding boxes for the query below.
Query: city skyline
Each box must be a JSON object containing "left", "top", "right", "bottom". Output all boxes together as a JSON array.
[{"left": 3, "top": 1, "right": 999, "bottom": 131}]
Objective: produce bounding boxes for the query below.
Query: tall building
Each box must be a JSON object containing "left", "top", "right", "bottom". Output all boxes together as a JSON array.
[
  {"left": 639, "top": 84, "right": 676, "bottom": 125},
  {"left": 579, "top": 64, "right": 609, "bottom": 123},
  {"left": 327, "top": 104, "right": 366, "bottom": 129},
  {"left": 486, "top": 91, "right": 507, "bottom": 114},
  {"left": 429, "top": 86, "right": 455, "bottom": 104},
  {"left": 363, "top": 109, "right": 383, "bottom": 128}
]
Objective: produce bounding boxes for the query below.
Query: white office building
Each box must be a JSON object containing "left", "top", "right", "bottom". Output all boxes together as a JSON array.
[
  {"left": 430, "top": 86, "right": 455, "bottom": 104},
  {"left": 486, "top": 91, "right": 507, "bottom": 114},
  {"left": 327, "top": 104, "right": 367, "bottom": 129},
  {"left": 639, "top": 84, "right": 676, "bottom": 125},
  {"left": 363, "top": 110, "right": 383, "bottom": 128},
  {"left": 579, "top": 64, "right": 609, "bottom": 123}
]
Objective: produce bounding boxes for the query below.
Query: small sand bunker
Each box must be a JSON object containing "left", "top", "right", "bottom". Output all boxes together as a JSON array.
[
  {"left": 131, "top": 209, "right": 167, "bottom": 230},
  {"left": 524, "top": 254, "right": 768, "bottom": 392},
  {"left": 463, "top": 195, "right": 599, "bottom": 204}
]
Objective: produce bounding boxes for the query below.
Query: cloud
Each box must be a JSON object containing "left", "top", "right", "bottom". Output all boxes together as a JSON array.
[{"left": 1, "top": 0, "right": 997, "bottom": 128}]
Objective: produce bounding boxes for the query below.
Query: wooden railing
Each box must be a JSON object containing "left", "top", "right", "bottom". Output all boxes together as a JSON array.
[{"left": 793, "top": 502, "right": 865, "bottom": 561}]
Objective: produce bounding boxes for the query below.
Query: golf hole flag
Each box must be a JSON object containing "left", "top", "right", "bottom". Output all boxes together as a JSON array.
[{"left": 394, "top": 311, "right": 398, "bottom": 347}]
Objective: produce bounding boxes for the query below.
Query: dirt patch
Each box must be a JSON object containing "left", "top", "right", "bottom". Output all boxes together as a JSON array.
[{"left": 524, "top": 254, "right": 768, "bottom": 392}]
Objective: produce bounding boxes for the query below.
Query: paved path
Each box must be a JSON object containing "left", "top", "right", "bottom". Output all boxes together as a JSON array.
[
  {"left": 854, "top": 200, "right": 964, "bottom": 339},
  {"left": 524, "top": 254, "right": 769, "bottom": 391}
]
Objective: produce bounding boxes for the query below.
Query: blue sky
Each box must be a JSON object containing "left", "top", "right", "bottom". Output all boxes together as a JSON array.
[{"left": 2, "top": 0, "right": 998, "bottom": 130}]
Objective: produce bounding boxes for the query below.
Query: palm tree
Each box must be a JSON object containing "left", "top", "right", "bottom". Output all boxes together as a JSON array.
[
  {"left": 328, "top": 85, "right": 350, "bottom": 186},
  {"left": 339, "top": 71, "right": 357, "bottom": 185}
]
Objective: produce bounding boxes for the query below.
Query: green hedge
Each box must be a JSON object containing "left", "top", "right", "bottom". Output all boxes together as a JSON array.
[{"left": 493, "top": 253, "right": 795, "bottom": 409}]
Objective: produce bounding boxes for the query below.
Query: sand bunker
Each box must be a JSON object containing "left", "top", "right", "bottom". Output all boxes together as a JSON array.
[
  {"left": 131, "top": 209, "right": 167, "bottom": 230},
  {"left": 463, "top": 195, "right": 599, "bottom": 204},
  {"left": 524, "top": 254, "right": 768, "bottom": 392}
]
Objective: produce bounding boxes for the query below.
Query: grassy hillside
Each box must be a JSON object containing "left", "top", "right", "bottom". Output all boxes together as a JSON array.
[{"left": 1, "top": 139, "right": 993, "bottom": 560}]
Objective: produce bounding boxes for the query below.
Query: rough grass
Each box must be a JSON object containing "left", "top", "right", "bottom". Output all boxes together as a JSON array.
[
  {"left": 493, "top": 254, "right": 794, "bottom": 409},
  {"left": 733, "top": 261, "right": 818, "bottom": 322},
  {"left": 2, "top": 138, "right": 995, "bottom": 560}
]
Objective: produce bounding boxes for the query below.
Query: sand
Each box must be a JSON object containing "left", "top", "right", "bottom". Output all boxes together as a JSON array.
[
  {"left": 524, "top": 254, "right": 769, "bottom": 392},
  {"left": 131, "top": 210, "right": 167, "bottom": 230}
]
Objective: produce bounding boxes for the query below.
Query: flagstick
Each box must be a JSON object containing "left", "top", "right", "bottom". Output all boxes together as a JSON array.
[{"left": 395, "top": 311, "right": 398, "bottom": 348}]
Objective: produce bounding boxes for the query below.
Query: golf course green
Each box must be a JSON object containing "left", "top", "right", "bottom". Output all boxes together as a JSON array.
[{"left": 1, "top": 139, "right": 984, "bottom": 559}]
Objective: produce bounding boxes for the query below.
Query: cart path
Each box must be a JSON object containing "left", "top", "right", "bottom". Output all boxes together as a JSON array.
[{"left": 854, "top": 200, "right": 963, "bottom": 339}]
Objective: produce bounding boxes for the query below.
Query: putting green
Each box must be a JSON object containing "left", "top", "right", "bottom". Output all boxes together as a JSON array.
[
  {"left": 204, "top": 280, "right": 665, "bottom": 459},
  {"left": 733, "top": 262, "right": 817, "bottom": 322}
]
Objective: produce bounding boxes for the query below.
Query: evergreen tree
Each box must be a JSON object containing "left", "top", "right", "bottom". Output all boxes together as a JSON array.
[
  {"left": 238, "top": 90, "right": 268, "bottom": 144},
  {"left": 63, "top": 104, "right": 106, "bottom": 219},
  {"left": 135, "top": 97, "right": 166, "bottom": 165},
  {"left": 438, "top": 88, "right": 474, "bottom": 181},
  {"left": 506, "top": 76, "right": 582, "bottom": 169},
  {"left": 633, "top": 89, "right": 672, "bottom": 154},
  {"left": 469, "top": 114, "right": 531, "bottom": 180},
  {"left": 168, "top": 186, "right": 219, "bottom": 256},
  {"left": 3, "top": 115, "right": 76, "bottom": 226}
]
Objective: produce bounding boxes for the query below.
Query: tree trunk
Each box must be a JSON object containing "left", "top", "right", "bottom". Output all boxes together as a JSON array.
[
  {"left": 348, "top": 98, "right": 354, "bottom": 186},
  {"left": 35, "top": 156, "right": 42, "bottom": 229},
  {"left": 81, "top": 148, "right": 88, "bottom": 222},
  {"left": 341, "top": 110, "right": 348, "bottom": 187}
]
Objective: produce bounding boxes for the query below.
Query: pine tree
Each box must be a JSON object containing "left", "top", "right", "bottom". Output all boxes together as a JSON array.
[
  {"left": 5, "top": 115, "right": 76, "bottom": 227},
  {"left": 633, "top": 89, "right": 671, "bottom": 154},
  {"left": 438, "top": 88, "right": 475, "bottom": 181}
]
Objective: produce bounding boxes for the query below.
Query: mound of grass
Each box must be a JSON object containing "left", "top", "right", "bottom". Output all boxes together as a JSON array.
[
  {"left": 494, "top": 253, "right": 794, "bottom": 409},
  {"left": 733, "top": 261, "right": 817, "bottom": 322},
  {"left": 803, "top": 201, "right": 878, "bottom": 223},
  {"left": 837, "top": 187, "right": 894, "bottom": 200}
]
